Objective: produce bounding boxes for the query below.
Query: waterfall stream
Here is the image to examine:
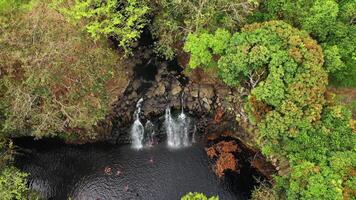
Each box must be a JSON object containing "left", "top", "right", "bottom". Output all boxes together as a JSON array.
[
  {"left": 131, "top": 98, "right": 144, "bottom": 149},
  {"left": 164, "top": 107, "right": 192, "bottom": 148},
  {"left": 144, "top": 120, "right": 155, "bottom": 146},
  {"left": 131, "top": 94, "right": 194, "bottom": 149},
  {"left": 165, "top": 92, "right": 194, "bottom": 148}
]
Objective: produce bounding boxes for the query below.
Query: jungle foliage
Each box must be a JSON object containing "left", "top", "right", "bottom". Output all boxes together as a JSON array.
[
  {"left": 250, "top": 0, "right": 356, "bottom": 87},
  {"left": 52, "top": 0, "right": 150, "bottom": 55},
  {"left": 0, "top": 0, "right": 355, "bottom": 199},
  {"left": 184, "top": 21, "right": 356, "bottom": 200},
  {"left": 0, "top": 1, "right": 128, "bottom": 140},
  {"left": 181, "top": 192, "right": 219, "bottom": 200},
  {"left": 149, "top": 0, "right": 260, "bottom": 59},
  {"left": 0, "top": 138, "right": 38, "bottom": 200},
  {"left": 0, "top": 166, "right": 30, "bottom": 200}
]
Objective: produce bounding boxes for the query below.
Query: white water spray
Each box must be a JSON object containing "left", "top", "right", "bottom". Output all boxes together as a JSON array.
[
  {"left": 131, "top": 98, "right": 144, "bottom": 149},
  {"left": 131, "top": 98, "right": 157, "bottom": 149},
  {"left": 131, "top": 93, "right": 195, "bottom": 149},
  {"left": 144, "top": 120, "right": 155, "bottom": 146},
  {"left": 164, "top": 92, "right": 193, "bottom": 148}
]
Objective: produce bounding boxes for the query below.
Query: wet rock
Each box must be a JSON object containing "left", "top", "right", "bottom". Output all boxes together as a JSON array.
[
  {"left": 200, "top": 85, "right": 215, "bottom": 99},
  {"left": 186, "top": 99, "right": 199, "bottom": 111},
  {"left": 215, "top": 86, "right": 230, "bottom": 97},
  {"left": 129, "top": 91, "right": 137, "bottom": 100},
  {"left": 190, "top": 85, "right": 199, "bottom": 98},
  {"left": 155, "top": 74, "right": 161, "bottom": 82},
  {"left": 132, "top": 80, "right": 141, "bottom": 90},
  {"left": 171, "top": 84, "right": 182, "bottom": 96},
  {"left": 202, "top": 97, "right": 212, "bottom": 111},
  {"left": 154, "top": 83, "right": 166, "bottom": 96}
]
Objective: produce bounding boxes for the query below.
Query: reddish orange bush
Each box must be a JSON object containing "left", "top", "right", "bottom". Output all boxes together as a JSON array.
[
  {"left": 206, "top": 140, "right": 239, "bottom": 177},
  {"left": 205, "top": 147, "right": 218, "bottom": 159},
  {"left": 215, "top": 153, "right": 237, "bottom": 177},
  {"left": 216, "top": 141, "right": 238, "bottom": 154}
]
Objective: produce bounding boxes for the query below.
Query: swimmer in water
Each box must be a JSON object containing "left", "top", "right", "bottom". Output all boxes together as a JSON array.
[{"left": 104, "top": 166, "right": 112, "bottom": 175}]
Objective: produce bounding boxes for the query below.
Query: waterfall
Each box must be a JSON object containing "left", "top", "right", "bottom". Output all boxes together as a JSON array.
[
  {"left": 131, "top": 98, "right": 144, "bottom": 149},
  {"left": 164, "top": 92, "right": 193, "bottom": 148},
  {"left": 131, "top": 94, "right": 195, "bottom": 149},
  {"left": 144, "top": 120, "right": 155, "bottom": 146},
  {"left": 131, "top": 98, "right": 157, "bottom": 149},
  {"left": 165, "top": 108, "right": 175, "bottom": 147},
  {"left": 165, "top": 107, "right": 192, "bottom": 148},
  {"left": 192, "top": 125, "right": 196, "bottom": 144}
]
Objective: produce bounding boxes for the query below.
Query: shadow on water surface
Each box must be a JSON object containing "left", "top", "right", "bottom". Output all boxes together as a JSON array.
[{"left": 14, "top": 137, "right": 262, "bottom": 200}]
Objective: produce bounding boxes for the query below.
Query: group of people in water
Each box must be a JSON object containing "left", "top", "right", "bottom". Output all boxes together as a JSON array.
[{"left": 103, "top": 156, "right": 155, "bottom": 176}]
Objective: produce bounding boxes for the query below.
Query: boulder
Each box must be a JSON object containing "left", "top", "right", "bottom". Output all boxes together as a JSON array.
[
  {"left": 200, "top": 85, "right": 215, "bottom": 99},
  {"left": 154, "top": 82, "right": 166, "bottom": 96},
  {"left": 171, "top": 84, "right": 182, "bottom": 96}
]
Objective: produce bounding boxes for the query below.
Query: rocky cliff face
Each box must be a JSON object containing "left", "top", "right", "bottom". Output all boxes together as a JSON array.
[{"left": 101, "top": 45, "right": 250, "bottom": 144}]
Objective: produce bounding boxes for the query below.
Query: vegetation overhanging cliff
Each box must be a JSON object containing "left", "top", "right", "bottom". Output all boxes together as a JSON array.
[{"left": 0, "top": 0, "right": 355, "bottom": 199}]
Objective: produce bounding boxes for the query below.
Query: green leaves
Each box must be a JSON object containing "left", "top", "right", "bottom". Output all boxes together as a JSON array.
[
  {"left": 284, "top": 162, "right": 344, "bottom": 200},
  {"left": 184, "top": 33, "right": 215, "bottom": 69},
  {"left": 184, "top": 20, "right": 355, "bottom": 199},
  {"left": 302, "top": 0, "right": 339, "bottom": 41},
  {"left": 252, "top": 65, "right": 285, "bottom": 107},
  {"left": 181, "top": 192, "right": 219, "bottom": 200},
  {"left": 54, "top": 0, "right": 150, "bottom": 55},
  {"left": 184, "top": 29, "right": 231, "bottom": 69},
  {"left": 251, "top": 0, "right": 356, "bottom": 87},
  {"left": 323, "top": 45, "right": 345, "bottom": 73},
  {"left": 0, "top": 167, "right": 29, "bottom": 200},
  {"left": 150, "top": 0, "right": 260, "bottom": 59}
]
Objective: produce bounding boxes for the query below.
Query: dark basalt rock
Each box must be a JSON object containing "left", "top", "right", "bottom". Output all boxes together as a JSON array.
[
  {"left": 108, "top": 52, "right": 237, "bottom": 144},
  {"left": 101, "top": 29, "right": 246, "bottom": 145}
]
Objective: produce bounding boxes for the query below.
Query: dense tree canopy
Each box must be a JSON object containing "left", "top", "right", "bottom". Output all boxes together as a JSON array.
[
  {"left": 0, "top": 0, "right": 355, "bottom": 199},
  {"left": 149, "top": 0, "right": 260, "bottom": 59},
  {"left": 250, "top": 0, "right": 356, "bottom": 87},
  {"left": 184, "top": 21, "right": 355, "bottom": 200}
]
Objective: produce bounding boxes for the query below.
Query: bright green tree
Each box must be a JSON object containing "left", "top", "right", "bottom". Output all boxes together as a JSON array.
[
  {"left": 184, "top": 21, "right": 355, "bottom": 199},
  {"left": 181, "top": 192, "right": 219, "bottom": 200},
  {"left": 150, "top": 0, "right": 260, "bottom": 59},
  {"left": 53, "top": 0, "right": 150, "bottom": 55},
  {"left": 250, "top": 0, "right": 356, "bottom": 87}
]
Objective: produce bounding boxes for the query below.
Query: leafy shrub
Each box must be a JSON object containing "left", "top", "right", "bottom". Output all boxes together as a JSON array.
[
  {"left": 0, "top": 138, "right": 35, "bottom": 199},
  {"left": 0, "top": 0, "right": 32, "bottom": 13},
  {"left": 181, "top": 192, "right": 218, "bottom": 200},
  {"left": 249, "top": 0, "right": 356, "bottom": 87},
  {"left": 0, "top": 1, "right": 129, "bottom": 140},
  {"left": 52, "top": 0, "right": 150, "bottom": 55},
  {"left": 251, "top": 182, "right": 277, "bottom": 200},
  {"left": 0, "top": 167, "right": 29, "bottom": 200},
  {"left": 150, "top": 0, "right": 260, "bottom": 59}
]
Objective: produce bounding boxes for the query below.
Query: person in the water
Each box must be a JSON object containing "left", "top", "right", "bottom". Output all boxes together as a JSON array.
[{"left": 104, "top": 166, "right": 112, "bottom": 175}]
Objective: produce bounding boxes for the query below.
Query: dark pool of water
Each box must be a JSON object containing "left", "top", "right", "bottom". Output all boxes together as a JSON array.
[{"left": 15, "top": 138, "right": 258, "bottom": 200}]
